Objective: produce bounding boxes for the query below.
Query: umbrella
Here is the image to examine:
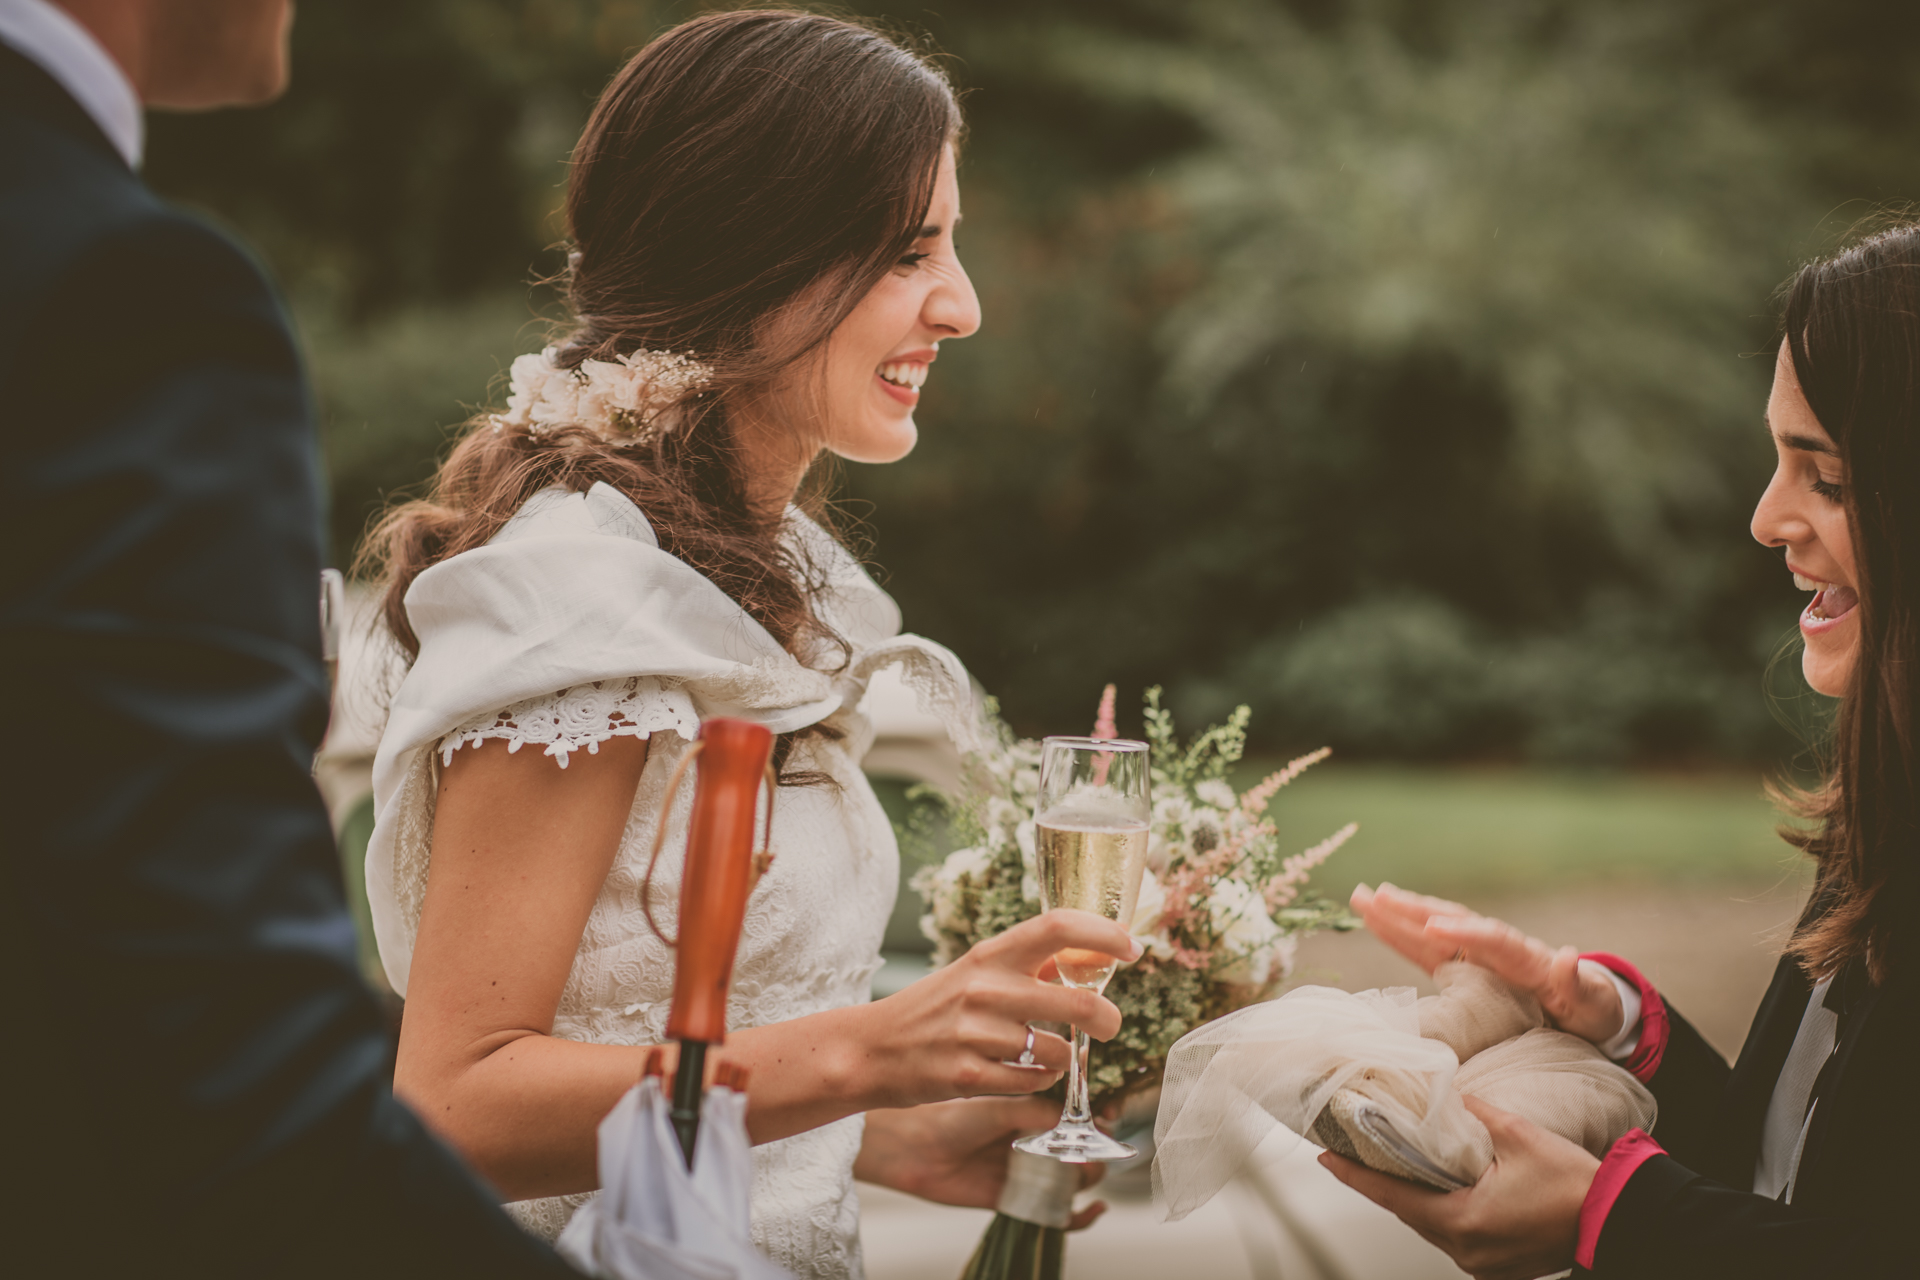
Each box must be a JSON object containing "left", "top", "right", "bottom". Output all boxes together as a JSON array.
[
  {"left": 557, "top": 716, "right": 792, "bottom": 1280},
  {"left": 557, "top": 1053, "right": 790, "bottom": 1280},
  {"left": 652, "top": 717, "right": 777, "bottom": 1166}
]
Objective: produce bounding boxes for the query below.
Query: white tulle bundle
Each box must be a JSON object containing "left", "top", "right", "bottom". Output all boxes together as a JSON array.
[{"left": 1151, "top": 962, "right": 1657, "bottom": 1220}]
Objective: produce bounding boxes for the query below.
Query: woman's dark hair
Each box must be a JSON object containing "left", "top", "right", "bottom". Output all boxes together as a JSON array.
[
  {"left": 358, "top": 9, "right": 959, "bottom": 773},
  {"left": 1779, "top": 223, "right": 1920, "bottom": 984}
]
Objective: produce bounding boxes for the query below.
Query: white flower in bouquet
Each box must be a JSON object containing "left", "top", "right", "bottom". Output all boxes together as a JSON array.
[
  {"left": 1207, "top": 876, "right": 1290, "bottom": 985},
  {"left": 917, "top": 844, "right": 993, "bottom": 960},
  {"left": 1130, "top": 868, "right": 1175, "bottom": 961},
  {"left": 937, "top": 844, "right": 993, "bottom": 890},
  {"left": 1152, "top": 791, "right": 1196, "bottom": 835},
  {"left": 1193, "top": 778, "right": 1238, "bottom": 810}
]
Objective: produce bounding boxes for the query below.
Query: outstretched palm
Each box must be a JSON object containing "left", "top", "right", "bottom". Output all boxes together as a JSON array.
[{"left": 1351, "top": 883, "right": 1625, "bottom": 1045}]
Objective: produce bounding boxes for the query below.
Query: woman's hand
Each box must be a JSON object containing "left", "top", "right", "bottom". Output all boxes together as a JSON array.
[
  {"left": 1318, "top": 1096, "right": 1597, "bottom": 1280},
  {"left": 857, "top": 1098, "right": 1107, "bottom": 1230},
  {"left": 1351, "top": 883, "right": 1625, "bottom": 1045},
  {"left": 845, "top": 909, "right": 1138, "bottom": 1110}
]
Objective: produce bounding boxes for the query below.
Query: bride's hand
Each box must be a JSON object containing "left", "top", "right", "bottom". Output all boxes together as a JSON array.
[
  {"left": 856, "top": 1098, "right": 1107, "bottom": 1230},
  {"left": 851, "top": 908, "right": 1138, "bottom": 1109},
  {"left": 1351, "top": 883, "right": 1625, "bottom": 1045}
]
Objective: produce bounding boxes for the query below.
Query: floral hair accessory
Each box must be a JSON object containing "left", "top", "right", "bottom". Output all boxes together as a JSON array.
[{"left": 494, "top": 345, "right": 712, "bottom": 445}]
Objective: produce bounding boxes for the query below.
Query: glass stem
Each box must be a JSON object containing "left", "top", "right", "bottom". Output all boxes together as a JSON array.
[{"left": 1064, "top": 1024, "right": 1092, "bottom": 1127}]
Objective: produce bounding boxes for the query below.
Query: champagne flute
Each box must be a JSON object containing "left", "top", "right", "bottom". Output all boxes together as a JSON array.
[{"left": 1014, "top": 735, "right": 1151, "bottom": 1163}]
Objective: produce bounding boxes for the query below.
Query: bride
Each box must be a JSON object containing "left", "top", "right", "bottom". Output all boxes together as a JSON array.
[{"left": 354, "top": 10, "right": 1136, "bottom": 1278}]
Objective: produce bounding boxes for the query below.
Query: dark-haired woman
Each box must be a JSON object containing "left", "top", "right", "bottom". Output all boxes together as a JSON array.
[
  {"left": 1322, "top": 226, "right": 1920, "bottom": 1279},
  {"left": 356, "top": 12, "right": 1135, "bottom": 1274}
]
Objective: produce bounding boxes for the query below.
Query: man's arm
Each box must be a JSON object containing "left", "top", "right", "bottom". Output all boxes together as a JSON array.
[{"left": 1, "top": 206, "right": 575, "bottom": 1275}]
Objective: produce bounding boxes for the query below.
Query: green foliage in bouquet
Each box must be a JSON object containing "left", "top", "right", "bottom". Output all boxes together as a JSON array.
[{"left": 912, "top": 687, "right": 1359, "bottom": 1113}]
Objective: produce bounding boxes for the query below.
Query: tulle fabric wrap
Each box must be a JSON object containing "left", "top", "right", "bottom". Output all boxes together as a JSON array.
[{"left": 1152, "top": 962, "right": 1657, "bottom": 1219}]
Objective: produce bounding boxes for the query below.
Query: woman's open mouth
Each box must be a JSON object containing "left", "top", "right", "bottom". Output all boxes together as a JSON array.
[
  {"left": 1794, "top": 571, "right": 1859, "bottom": 632},
  {"left": 876, "top": 360, "right": 927, "bottom": 405}
]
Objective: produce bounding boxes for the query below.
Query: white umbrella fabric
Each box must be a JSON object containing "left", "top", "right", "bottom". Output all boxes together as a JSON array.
[{"left": 556, "top": 1073, "right": 791, "bottom": 1280}]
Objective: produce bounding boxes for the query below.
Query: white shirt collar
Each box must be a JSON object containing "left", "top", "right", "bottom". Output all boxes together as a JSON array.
[{"left": 0, "top": 0, "right": 142, "bottom": 168}]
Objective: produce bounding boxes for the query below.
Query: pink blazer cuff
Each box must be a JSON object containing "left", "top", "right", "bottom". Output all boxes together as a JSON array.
[
  {"left": 1581, "top": 951, "right": 1667, "bottom": 1082},
  {"left": 1576, "top": 1128, "right": 1665, "bottom": 1270}
]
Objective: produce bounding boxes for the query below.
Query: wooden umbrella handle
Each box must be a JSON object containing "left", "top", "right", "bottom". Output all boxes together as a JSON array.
[{"left": 664, "top": 717, "right": 775, "bottom": 1045}]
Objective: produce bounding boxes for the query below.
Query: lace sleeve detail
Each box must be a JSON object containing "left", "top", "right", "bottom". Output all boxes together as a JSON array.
[
  {"left": 846, "top": 636, "right": 983, "bottom": 756},
  {"left": 438, "top": 676, "right": 700, "bottom": 768}
]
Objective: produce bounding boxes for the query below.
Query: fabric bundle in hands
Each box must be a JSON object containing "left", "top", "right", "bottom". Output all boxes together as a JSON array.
[{"left": 1152, "top": 962, "right": 1657, "bottom": 1217}]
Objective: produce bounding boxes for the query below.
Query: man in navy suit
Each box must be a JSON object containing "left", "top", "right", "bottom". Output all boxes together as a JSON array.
[{"left": 0, "top": 3, "right": 578, "bottom": 1273}]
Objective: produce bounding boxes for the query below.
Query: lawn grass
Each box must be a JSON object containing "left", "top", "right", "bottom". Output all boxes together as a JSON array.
[
  {"left": 1241, "top": 762, "right": 1812, "bottom": 900},
  {"left": 874, "top": 762, "right": 1810, "bottom": 963}
]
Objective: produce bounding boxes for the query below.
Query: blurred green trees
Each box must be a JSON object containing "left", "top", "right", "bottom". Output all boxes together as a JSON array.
[{"left": 146, "top": 0, "right": 1919, "bottom": 763}]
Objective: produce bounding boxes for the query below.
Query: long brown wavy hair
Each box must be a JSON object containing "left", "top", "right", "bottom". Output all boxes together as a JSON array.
[
  {"left": 358, "top": 10, "right": 960, "bottom": 771},
  {"left": 1777, "top": 224, "right": 1920, "bottom": 984}
]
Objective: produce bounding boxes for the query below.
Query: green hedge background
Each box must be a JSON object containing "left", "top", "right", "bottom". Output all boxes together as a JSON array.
[{"left": 148, "top": 0, "right": 1920, "bottom": 764}]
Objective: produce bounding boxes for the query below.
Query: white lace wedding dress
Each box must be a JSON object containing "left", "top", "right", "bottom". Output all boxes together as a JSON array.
[{"left": 363, "top": 482, "right": 978, "bottom": 1280}]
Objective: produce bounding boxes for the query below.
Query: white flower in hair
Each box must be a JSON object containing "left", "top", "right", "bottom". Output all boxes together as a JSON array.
[{"left": 495, "top": 345, "right": 712, "bottom": 444}]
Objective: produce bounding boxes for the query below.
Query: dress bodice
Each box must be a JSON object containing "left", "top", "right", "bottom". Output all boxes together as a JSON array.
[{"left": 363, "top": 483, "right": 978, "bottom": 1279}]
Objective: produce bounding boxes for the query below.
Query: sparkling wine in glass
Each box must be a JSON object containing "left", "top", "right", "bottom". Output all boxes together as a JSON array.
[{"left": 1014, "top": 735, "right": 1151, "bottom": 1163}]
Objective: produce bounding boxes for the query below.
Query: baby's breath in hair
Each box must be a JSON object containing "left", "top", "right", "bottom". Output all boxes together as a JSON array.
[{"left": 494, "top": 347, "right": 712, "bottom": 446}]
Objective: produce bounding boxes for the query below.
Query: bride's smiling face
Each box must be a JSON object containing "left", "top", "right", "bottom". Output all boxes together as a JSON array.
[
  {"left": 1751, "top": 339, "right": 1860, "bottom": 696},
  {"left": 810, "top": 146, "right": 979, "bottom": 464}
]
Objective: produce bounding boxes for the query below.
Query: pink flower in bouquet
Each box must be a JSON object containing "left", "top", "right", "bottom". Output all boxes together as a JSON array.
[
  {"left": 1091, "top": 683, "right": 1118, "bottom": 740},
  {"left": 1266, "top": 822, "right": 1359, "bottom": 910},
  {"left": 1238, "top": 748, "right": 1332, "bottom": 818}
]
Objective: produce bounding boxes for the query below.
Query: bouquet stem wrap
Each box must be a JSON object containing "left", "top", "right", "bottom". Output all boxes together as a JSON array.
[{"left": 958, "top": 1152, "right": 1080, "bottom": 1280}]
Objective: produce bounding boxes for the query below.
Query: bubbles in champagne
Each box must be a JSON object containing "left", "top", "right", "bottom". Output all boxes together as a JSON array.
[{"left": 1035, "top": 806, "right": 1150, "bottom": 992}]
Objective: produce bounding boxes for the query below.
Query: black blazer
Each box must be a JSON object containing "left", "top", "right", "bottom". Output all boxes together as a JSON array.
[
  {"left": 1585, "top": 950, "right": 1919, "bottom": 1277},
  {"left": 0, "top": 46, "right": 575, "bottom": 1277}
]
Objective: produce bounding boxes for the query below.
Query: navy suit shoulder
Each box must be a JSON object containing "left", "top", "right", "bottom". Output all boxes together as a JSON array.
[
  {"left": 0, "top": 47, "right": 164, "bottom": 323},
  {"left": 0, "top": 48, "right": 574, "bottom": 1277}
]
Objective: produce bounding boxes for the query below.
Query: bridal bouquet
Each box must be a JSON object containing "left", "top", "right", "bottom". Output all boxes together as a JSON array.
[{"left": 909, "top": 686, "right": 1358, "bottom": 1279}]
